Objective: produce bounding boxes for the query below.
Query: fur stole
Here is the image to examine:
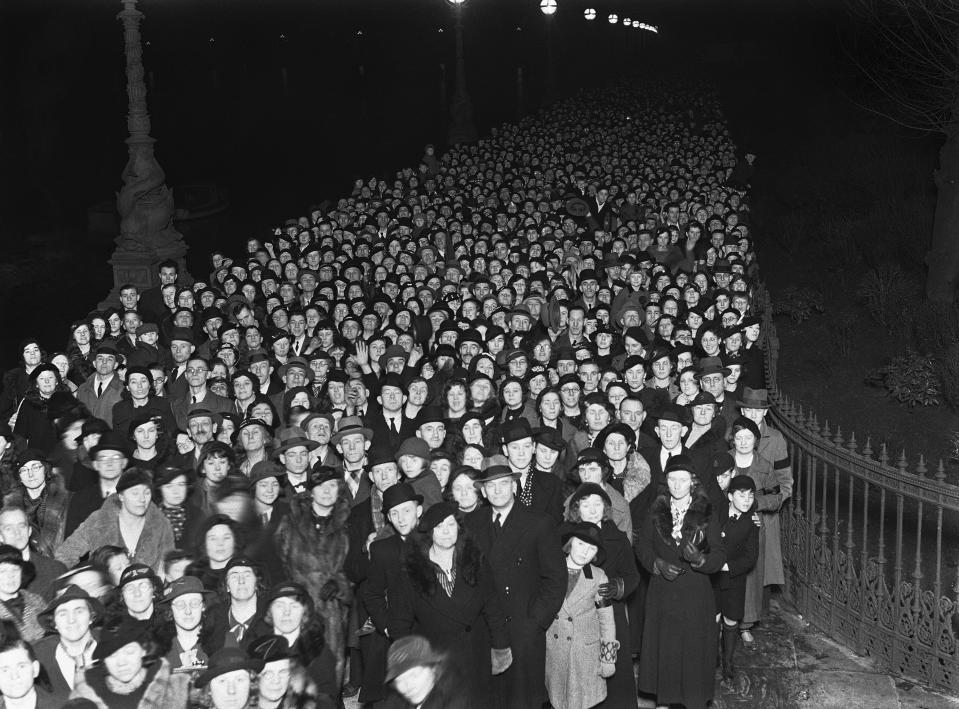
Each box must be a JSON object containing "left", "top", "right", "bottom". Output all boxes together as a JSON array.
[
  {"left": 651, "top": 490, "right": 712, "bottom": 546},
  {"left": 405, "top": 536, "right": 482, "bottom": 596}
]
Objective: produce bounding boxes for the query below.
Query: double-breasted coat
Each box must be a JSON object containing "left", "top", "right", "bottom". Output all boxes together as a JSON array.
[
  {"left": 635, "top": 491, "right": 726, "bottom": 709},
  {"left": 545, "top": 563, "right": 617, "bottom": 709},
  {"left": 464, "top": 503, "right": 566, "bottom": 709}
]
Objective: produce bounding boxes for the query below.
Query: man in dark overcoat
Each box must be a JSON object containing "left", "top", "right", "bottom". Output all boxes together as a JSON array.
[{"left": 464, "top": 461, "right": 565, "bottom": 708}]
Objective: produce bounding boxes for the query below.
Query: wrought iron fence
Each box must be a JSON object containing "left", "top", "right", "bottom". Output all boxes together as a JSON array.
[{"left": 758, "top": 285, "right": 959, "bottom": 694}]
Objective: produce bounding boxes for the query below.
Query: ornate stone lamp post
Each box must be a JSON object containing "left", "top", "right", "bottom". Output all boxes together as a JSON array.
[
  {"left": 104, "top": 0, "right": 188, "bottom": 306},
  {"left": 540, "top": 0, "right": 557, "bottom": 105},
  {"left": 446, "top": 0, "right": 478, "bottom": 146}
]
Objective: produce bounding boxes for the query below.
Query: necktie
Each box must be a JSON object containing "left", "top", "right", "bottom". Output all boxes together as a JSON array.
[
  {"left": 191, "top": 394, "right": 197, "bottom": 404},
  {"left": 389, "top": 418, "right": 398, "bottom": 434},
  {"left": 96, "top": 382, "right": 103, "bottom": 398},
  {"left": 493, "top": 513, "right": 502, "bottom": 539}
]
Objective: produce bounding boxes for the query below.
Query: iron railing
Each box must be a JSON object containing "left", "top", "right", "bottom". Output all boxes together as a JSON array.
[{"left": 758, "top": 285, "right": 959, "bottom": 695}]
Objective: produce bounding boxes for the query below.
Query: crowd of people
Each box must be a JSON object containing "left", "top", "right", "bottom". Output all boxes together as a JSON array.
[{"left": 0, "top": 86, "right": 792, "bottom": 709}]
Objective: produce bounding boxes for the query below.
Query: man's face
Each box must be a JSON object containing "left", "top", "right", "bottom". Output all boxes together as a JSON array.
[
  {"left": 0, "top": 511, "right": 30, "bottom": 552},
  {"left": 0, "top": 647, "right": 38, "bottom": 701},
  {"left": 568, "top": 310, "right": 585, "bottom": 335},
  {"left": 280, "top": 445, "right": 311, "bottom": 474},
  {"left": 170, "top": 340, "right": 194, "bottom": 364},
  {"left": 94, "top": 353, "right": 117, "bottom": 377},
  {"left": 249, "top": 360, "right": 272, "bottom": 385},
  {"left": 655, "top": 420, "right": 687, "bottom": 450},
  {"left": 185, "top": 360, "right": 209, "bottom": 387},
  {"left": 700, "top": 373, "right": 725, "bottom": 398},
  {"left": 387, "top": 501, "right": 421, "bottom": 536},
  {"left": 232, "top": 375, "right": 254, "bottom": 401},
  {"left": 122, "top": 312, "right": 141, "bottom": 335},
  {"left": 503, "top": 437, "right": 534, "bottom": 470},
  {"left": 159, "top": 266, "right": 178, "bottom": 286},
  {"left": 336, "top": 433, "right": 369, "bottom": 464},
  {"left": 188, "top": 416, "right": 216, "bottom": 445},
  {"left": 378, "top": 385, "right": 405, "bottom": 414},
  {"left": 289, "top": 315, "right": 306, "bottom": 337},
  {"left": 120, "top": 288, "right": 139, "bottom": 310},
  {"left": 481, "top": 476, "right": 516, "bottom": 508},
  {"left": 369, "top": 463, "right": 400, "bottom": 492},
  {"left": 417, "top": 422, "right": 446, "bottom": 450},
  {"left": 93, "top": 450, "right": 127, "bottom": 481}
]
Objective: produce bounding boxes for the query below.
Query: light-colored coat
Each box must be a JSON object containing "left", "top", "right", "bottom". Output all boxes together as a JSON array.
[
  {"left": 55, "top": 495, "right": 175, "bottom": 573},
  {"left": 546, "top": 565, "right": 616, "bottom": 709},
  {"left": 75, "top": 374, "right": 124, "bottom": 428}
]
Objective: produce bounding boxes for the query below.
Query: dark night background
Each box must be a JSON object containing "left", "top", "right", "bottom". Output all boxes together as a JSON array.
[{"left": 3, "top": 0, "right": 954, "bottom": 462}]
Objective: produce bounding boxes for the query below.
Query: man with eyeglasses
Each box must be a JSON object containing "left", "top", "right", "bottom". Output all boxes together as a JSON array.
[
  {"left": 171, "top": 356, "right": 232, "bottom": 431},
  {"left": 62, "top": 431, "right": 129, "bottom": 537}
]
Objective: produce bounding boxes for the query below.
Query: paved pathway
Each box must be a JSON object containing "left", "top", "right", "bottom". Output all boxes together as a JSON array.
[{"left": 346, "top": 601, "right": 959, "bottom": 708}]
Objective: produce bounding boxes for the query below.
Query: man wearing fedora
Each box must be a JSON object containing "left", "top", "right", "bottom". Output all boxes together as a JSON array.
[
  {"left": 464, "top": 460, "right": 565, "bottom": 708},
  {"left": 501, "top": 420, "right": 564, "bottom": 525},
  {"left": 738, "top": 387, "right": 792, "bottom": 488},
  {"left": 272, "top": 426, "right": 319, "bottom": 499},
  {"left": 360, "top": 482, "right": 423, "bottom": 705},
  {"left": 366, "top": 373, "right": 417, "bottom": 456},
  {"left": 33, "top": 584, "right": 104, "bottom": 705},
  {"left": 63, "top": 431, "right": 129, "bottom": 537},
  {"left": 330, "top": 416, "right": 374, "bottom": 506},
  {"left": 697, "top": 356, "right": 738, "bottom": 432},
  {"left": 270, "top": 357, "right": 315, "bottom": 415},
  {"left": 0, "top": 506, "right": 65, "bottom": 601}
]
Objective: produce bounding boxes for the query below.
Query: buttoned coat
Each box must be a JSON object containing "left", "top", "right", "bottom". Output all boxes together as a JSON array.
[
  {"left": 545, "top": 563, "right": 616, "bottom": 709},
  {"left": 464, "top": 504, "right": 566, "bottom": 708},
  {"left": 75, "top": 375, "right": 124, "bottom": 428}
]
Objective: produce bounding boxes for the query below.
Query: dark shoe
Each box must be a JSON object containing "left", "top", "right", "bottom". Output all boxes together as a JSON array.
[{"left": 341, "top": 683, "right": 360, "bottom": 698}]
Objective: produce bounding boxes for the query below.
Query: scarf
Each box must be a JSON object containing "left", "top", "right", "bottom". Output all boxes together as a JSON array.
[{"left": 670, "top": 497, "right": 692, "bottom": 542}]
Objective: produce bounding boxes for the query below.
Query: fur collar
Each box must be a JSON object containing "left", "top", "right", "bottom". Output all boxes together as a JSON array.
[
  {"left": 405, "top": 536, "right": 482, "bottom": 595},
  {"left": 652, "top": 490, "right": 712, "bottom": 545}
]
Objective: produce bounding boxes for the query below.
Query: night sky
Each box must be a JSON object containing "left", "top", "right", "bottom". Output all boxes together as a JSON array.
[{"left": 0, "top": 0, "right": 845, "bottom": 239}]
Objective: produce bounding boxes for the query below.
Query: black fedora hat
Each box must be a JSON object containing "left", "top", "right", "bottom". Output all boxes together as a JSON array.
[{"left": 381, "top": 482, "right": 423, "bottom": 512}]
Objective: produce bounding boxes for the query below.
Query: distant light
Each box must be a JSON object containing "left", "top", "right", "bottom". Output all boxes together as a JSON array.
[
  {"left": 279, "top": 33, "right": 287, "bottom": 39},
  {"left": 145, "top": 40, "right": 152, "bottom": 47},
  {"left": 631, "top": 20, "right": 639, "bottom": 28},
  {"left": 515, "top": 26, "right": 522, "bottom": 31},
  {"left": 608, "top": 13, "right": 618, "bottom": 24},
  {"left": 639, "top": 22, "right": 659, "bottom": 33},
  {"left": 438, "top": 28, "right": 445, "bottom": 33},
  {"left": 623, "top": 17, "right": 631, "bottom": 26},
  {"left": 584, "top": 8, "right": 596, "bottom": 20},
  {"left": 446, "top": 0, "right": 468, "bottom": 5},
  {"left": 540, "top": 0, "right": 557, "bottom": 16},
  {"left": 356, "top": 29, "right": 364, "bottom": 36},
  {"left": 208, "top": 37, "right": 215, "bottom": 43}
]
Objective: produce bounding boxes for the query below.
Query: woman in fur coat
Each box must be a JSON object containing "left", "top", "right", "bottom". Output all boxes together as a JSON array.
[
  {"left": 391, "top": 502, "right": 512, "bottom": 701},
  {"left": 635, "top": 455, "right": 726, "bottom": 709},
  {"left": 275, "top": 466, "right": 352, "bottom": 687}
]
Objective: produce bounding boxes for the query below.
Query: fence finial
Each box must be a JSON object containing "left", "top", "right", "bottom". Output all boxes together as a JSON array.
[
  {"left": 935, "top": 459, "right": 946, "bottom": 483},
  {"left": 810, "top": 412, "right": 820, "bottom": 436},
  {"left": 833, "top": 425, "right": 844, "bottom": 448},
  {"left": 863, "top": 436, "right": 873, "bottom": 458},
  {"left": 822, "top": 419, "right": 832, "bottom": 440},
  {"left": 916, "top": 454, "right": 927, "bottom": 476},
  {"left": 897, "top": 449, "right": 908, "bottom": 474},
  {"left": 846, "top": 430, "right": 856, "bottom": 453},
  {"left": 879, "top": 442, "right": 889, "bottom": 466}
]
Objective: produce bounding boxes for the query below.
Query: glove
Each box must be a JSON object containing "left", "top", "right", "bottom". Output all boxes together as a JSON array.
[
  {"left": 682, "top": 541, "right": 706, "bottom": 568},
  {"left": 319, "top": 580, "right": 339, "bottom": 601},
  {"left": 652, "top": 558, "right": 684, "bottom": 581},
  {"left": 491, "top": 647, "right": 513, "bottom": 675},
  {"left": 597, "top": 577, "right": 623, "bottom": 600},
  {"left": 599, "top": 640, "right": 619, "bottom": 678}
]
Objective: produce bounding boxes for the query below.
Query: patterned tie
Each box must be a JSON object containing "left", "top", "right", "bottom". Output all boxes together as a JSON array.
[{"left": 520, "top": 473, "right": 534, "bottom": 507}]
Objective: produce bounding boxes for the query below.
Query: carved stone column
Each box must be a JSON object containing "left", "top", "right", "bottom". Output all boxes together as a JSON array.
[{"left": 102, "top": 0, "right": 188, "bottom": 306}]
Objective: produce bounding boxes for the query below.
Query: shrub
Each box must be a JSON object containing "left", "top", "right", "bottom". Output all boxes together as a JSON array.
[
  {"left": 772, "top": 286, "right": 825, "bottom": 324},
  {"left": 828, "top": 308, "right": 859, "bottom": 357},
  {"left": 864, "top": 349, "right": 941, "bottom": 408},
  {"left": 914, "top": 302, "right": 959, "bottom": 356},
  {"left": 856, "top": 264, "right": 922, "bottom": 332},
  {"left": 936, "top": 343, "right": 959, "bottom": 411}
]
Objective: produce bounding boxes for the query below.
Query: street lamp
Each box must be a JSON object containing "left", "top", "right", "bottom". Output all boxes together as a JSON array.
[
  {"left": 540, "top": 0, "right": 557, "bottom": 104},
  {"left": 105, "top": 0, "right": 188, "bottom": 306},
  {"left": 632, "top": 20, "right": 640, "bottom": 28},
  {"left": 623, "top": 17, "right": 631, "bottom": 26},
  {"left": 584, "top": 8, "right": 596, "bottom": 20},
  {"left": 446, "top": 0, "right": 477, "bottom": 145},
  {"left": 608, "top": 13, "right": 618, "bottom": 24}
]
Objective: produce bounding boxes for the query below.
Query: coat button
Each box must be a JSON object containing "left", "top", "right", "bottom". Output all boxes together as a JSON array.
[
  {"left": 567, "top": 617, "right": 573, "bottom": 622},
  {"left": 566, "top": 636, "right": 572, "bottom": 641},
  {"left": 506, "top": 615, "right": 511, "bottom": 623},
  {"left": 554, "top": 634, "right": 558, "bottom": 639},
  {"left": 464, "top": 625, "right": 472, "bottom": 632}
]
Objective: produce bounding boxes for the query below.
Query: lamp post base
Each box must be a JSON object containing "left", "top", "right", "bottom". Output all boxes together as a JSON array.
[
  {"left": 448, "top": 92, "right": 478, "bottom": 145},
  {"left": 99, "top": 232, "right": 189, "bottom": 308}
]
